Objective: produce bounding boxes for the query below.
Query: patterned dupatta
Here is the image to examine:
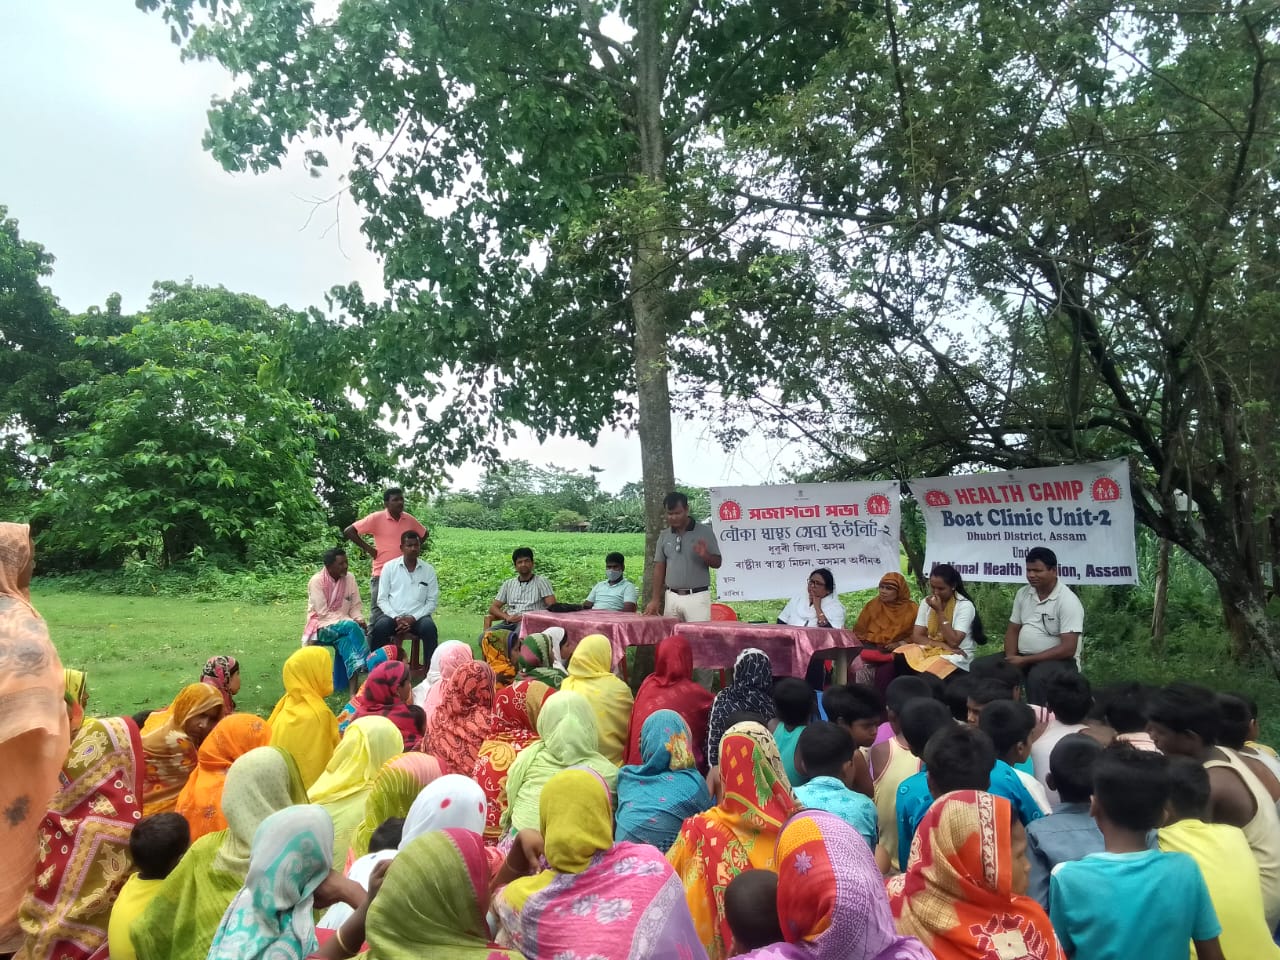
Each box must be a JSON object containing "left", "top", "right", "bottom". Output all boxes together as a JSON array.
[
  {"left": 140, "top": 683, "right": 225, "bottom": 815},
  {"left": 353, "top": 661, "right": 423, "bottom": 751},
  {"left": 16, "top": 716, "right": 143, "bottom": 960},
  {"left": 886, "top": 791, "right": 1065, "bottom": 960},
  {"left": 474, "top": 679, "right": 553, "bottom": 841},
  {"left": 425, "top": 661, "right": 496, "bottom": 775}
]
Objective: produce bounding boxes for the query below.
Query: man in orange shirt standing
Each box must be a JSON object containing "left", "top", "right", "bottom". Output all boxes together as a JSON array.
[{"left": 343, "top": 486, "right": 428, "bottom": 633}]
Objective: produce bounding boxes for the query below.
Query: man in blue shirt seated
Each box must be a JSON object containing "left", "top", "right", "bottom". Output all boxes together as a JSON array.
[{"left": 582, "top": 551, "right": 638, "bottom": 612}]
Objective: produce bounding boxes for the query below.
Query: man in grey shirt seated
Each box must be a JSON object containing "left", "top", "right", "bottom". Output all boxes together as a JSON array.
[
  {"left": 487, "top": 546, "right": 557, "bottom": 650},
  {"left": 643, "top": 491, "right": 722, "bottom": 622}
]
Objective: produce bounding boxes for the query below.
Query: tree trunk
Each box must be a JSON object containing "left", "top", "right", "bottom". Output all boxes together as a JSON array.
[{"left": 1151, "top": 537, "right": 1170, "bottom": 654}]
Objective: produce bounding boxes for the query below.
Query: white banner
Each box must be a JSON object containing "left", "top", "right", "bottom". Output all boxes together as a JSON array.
[
  {"left": 909, "top": 460, "right": 1137, "bottom": 585},
  {"left": 710, "top": 482, "right": 901, "bottom": 601}
]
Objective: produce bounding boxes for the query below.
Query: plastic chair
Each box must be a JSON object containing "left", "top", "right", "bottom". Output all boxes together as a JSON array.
[{"left": 710, "top": 603, "right": 738, "bottom": 622}]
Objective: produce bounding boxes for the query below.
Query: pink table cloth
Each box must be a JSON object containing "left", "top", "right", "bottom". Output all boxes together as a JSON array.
[
  {"left": 671, "top": 621, "right": 862, "bottom": 678},
  {"left": 518, "top": 610, "right": 680, "bottom": 675}
]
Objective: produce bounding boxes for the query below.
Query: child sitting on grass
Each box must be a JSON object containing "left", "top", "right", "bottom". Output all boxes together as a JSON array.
[
  {"left": 1025, "top": 733, "right": 1103, "bottom": 909},
  {"left": 822, "top": 683, "right": 883, "bottom": 798},
  {"left": 870, "top": 679, "right": 932, "bottom": 872},
  {"left": 724, "top": 870, "right": 783, "bottom": 956},
  {"left": 107, "top": 813, "right": 191, "bottom": 960},
  {"left": 770, "top": 678, "right": 814, "bottom": 787},
  {"left": 794, "top": 721, "right": 878, "bottom": 850},
  {"left": 979, "top": 699, "right": 1053, "bottom": 814},
  {"left": 1049, "top": 747, "right": 1224, "bottom": 960}
]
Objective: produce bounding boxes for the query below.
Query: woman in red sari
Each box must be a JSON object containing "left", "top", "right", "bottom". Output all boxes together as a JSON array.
[
  {"left": 473, "top": 679, "right": 553, "bottom": 841},
  {"left": 624, "top": 635, "right": 714, "bottom": 771},
  {"left": 15, "top": 715, "right": 144, "bottom": 960}
]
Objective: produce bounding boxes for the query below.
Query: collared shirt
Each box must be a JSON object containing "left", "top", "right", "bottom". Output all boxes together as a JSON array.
[
  {"left": 496, "top": 574, "right": 554, "bottom": 617},
  {"left": 353, "top": 509, "right": 428, "bottom": 575},
  {"left": 1025, "top": 801, "right": 1104, "bottom": 909},
  {"left": 653, "top": 519, "right": 721, "bottom": 590},
  {"left": 1010, "top": 581, "right": 1085, "bottom": 660},
  {"left": 306, "top": 570, "right": 363, "bottom": 631},
  {"left": 377, "top": 556, "right": 439, "bottom": 620},
  {"left": 585, "top": 577, "right": 638, "bottom": 611},
  {"left": 794, "top": 775, "right": 878, "bottom": 851},
  {"left": 778, "top": 593, "right": 847, "bottom": 628}
]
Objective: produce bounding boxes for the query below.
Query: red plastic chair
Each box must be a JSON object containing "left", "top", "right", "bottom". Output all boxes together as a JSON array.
[{"left": 710, "top": 603, "right": 738, "bottom": 622}]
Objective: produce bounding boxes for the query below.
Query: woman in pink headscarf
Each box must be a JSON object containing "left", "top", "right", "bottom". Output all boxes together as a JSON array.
[
  {"left": 415, "top": 640, "right": 474, "bottom": 725},
  {"left": 0, "top": 523, "right": 70, "bottom": 952}
]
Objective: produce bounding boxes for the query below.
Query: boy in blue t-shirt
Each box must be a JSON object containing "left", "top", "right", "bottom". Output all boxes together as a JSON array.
[
  {"left": 770, "top": 678, "right": 814, "bottom": 786},
  {"left": 793, "top": 720, "right": 878, "bottom": 850},
  {"left": 1049, "top": 747, "right": 1224, "bottom": 960}
]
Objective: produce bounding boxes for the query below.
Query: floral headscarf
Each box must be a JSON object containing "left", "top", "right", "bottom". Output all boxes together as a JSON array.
[
  {"left": 354, "top": 661, "right": 422, "bottom": 751},
  {"left": 201, "top": 656, "right": 240, "bottom": 713},
  {"left": 425, "top": 661, "right": 496, "bottom": 776}
]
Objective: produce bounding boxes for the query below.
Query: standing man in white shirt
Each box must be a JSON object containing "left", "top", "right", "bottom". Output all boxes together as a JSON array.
[
  {"left": 643, "top": 492, "right": 722, "bottom": 621},
  {"left": 371, "top": 530, "right": 439, "bottom": 677},
  {"left": 1004, "top": 547, "right": 1085, "bottom": 704},
  {"left": 582, "top": 552, "right": 639, "bottom": 612}
]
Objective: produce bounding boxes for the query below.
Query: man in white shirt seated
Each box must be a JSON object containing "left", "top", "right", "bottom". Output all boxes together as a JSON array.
[
  {"left": 371, "top": 530, "right": 440, "bottom": 677},
  {"left": 1003, "top": 547, "right": 1085, "bottom": 705},
  {"left": 581, "top": 552, "right": 639, "bottom": 612}
]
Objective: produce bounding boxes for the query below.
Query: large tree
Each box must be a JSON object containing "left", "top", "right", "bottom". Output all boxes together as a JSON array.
[
  {"left": 138, "top": 0, "right": 844, "bottom": 589},
  {"left": 721, "top": 0, "right": 1280, "bottom": 665}
]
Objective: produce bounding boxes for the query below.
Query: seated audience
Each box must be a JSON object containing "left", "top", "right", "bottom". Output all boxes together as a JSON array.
[
  {"left": 303, "top": 547, "right": 368, "bottom": 696},
  {"left": 15, "top": 716, "right": 144, "bottom": 960},
  {"left": 1217, "top": 692, "right": 1280, "bottom": 800},
  {"left": 175, "top": 712, "right": 273, "bottom": 840},
  {"left": 268, "top": 645, "right": 340, "bottom": 790},
  {"left": 1239, "top": 693, "right": 1280, "bottom": 764},
  {"left": 771, "top": 677, "right": 814, "bottom": 785},
  {"left": 487, "top": 546, "right": 556, "bottom": 641},
  {"left": 107, "top": 814, "right": 190, "bottom": 960},
  {"left": 582, "top": 551, "right": 639, "bottom": 611},
  {"left": 706, "top": 648, "right": 776, "bottom": 768},
  {"left": 1050, "top": 747, "right": 1224, "bottom": 960},
  {"left": 870, "top": 680, "right": 930, "bottom": 872},
  {"left": 140, "top": 682, "right": 226, "bottom": 815},
  {"left": 1030, "top": 669, "right": 1093, "bottom": 801},
  {"left": 346, "top": 753, "right": 441, "bottom": 864},
  {"left": 624, "top": 634, "right": 713, "bottom": 770},
  {"left": 667, "top": 722, "right": 798, "bottom": 960},
  {"left": 738, "top": 810, "right": 934, "bottom": 960},
  {"left": 199, "top": 656, "right": 239, "bottom": 713},
  {"left": 62, "top": 667, "right": 89, "bottom": 737},
  {"left": 512, "top": 629, "right": 569, "bottom": 689},
  {"left": 823, "top": 683, "right": 882, "bottom": 796},
  {"left": 965, "top": 677, "right": 1017, "bottom": 725},
  {"left": 351, "top": 660, "right": 422, "bottom": 751},
  {"left": 943, "top": 671, "right": 976, "bottom": 723},
  {"left": 1148, "top": 681, "right": 1280, "bottom": 927},
  {"left": 1098, "top": 681, "right": 1160, "bottom": 751},
  {"left": 888, "top": 791, "right": 1062, "bottom": 959},
  {"left": 560, "top": 633, "right": 634, "bottom": 764},
  {"left": 1025, "top": 734, "right": 1104, "bottom": 909},
  {"left": 415, "top": 639, "right": 473, "bottom": 713},
  {"left": 897, "top": 563, "right": 984, "bottom": 678},
  {"left": 616, "top": 709, "right": 713, "bottom": 852},
  {"left": 724, "top": 871, "right": 782, "bottom": 957},
  {"left": 1159, "top": 755, "right": 1280, "bottom": 958},
  {"left": 850, "top": 571, "right": 917, "bottom": 694},
  {"left": 979, "top": 700, "right": 1053, "bottom": 813},
  {"left": 475, "top": 679, "right": 554, "bottom": 840},
  {"left": 309, "top": 715, "right": 405, "bottom": 862},
  {"left": 370, "top": 531, "right": 439, "bottom": 675},
  {"left": 793, "top": 721, "right": 878, "bottom": 850},
  {"left": 426, "top": 661, "right": 497, "bottom": 775},
  {"left": 779, "top": 567, "right": 846, "bottom": 627},
  {"left": 495, "top": 768, "right": 705, "bottom": 959}
]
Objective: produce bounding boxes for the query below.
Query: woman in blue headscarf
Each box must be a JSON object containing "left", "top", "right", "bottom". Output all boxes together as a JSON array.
[{"left": 615, "top": 710, "right": 713, "bottom": 852}]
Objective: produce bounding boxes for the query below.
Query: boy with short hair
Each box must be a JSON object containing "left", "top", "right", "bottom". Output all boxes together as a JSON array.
[
  {"left": 724, "top": 870, "right": 783, "bottom": 955},
  {"left": 1049, "top": 748, "right": 1225, "bottom": 960},
  {"left": 979, "top": 700, "right": 1053, "bottom": 814},
  {"left": 794, "top": 721, "right": 878, "bottom": 850},
  {"left": 772, "top": 677, "right": 815, "bottom": 786},
  {"left": 107, "top": 813, "right": 191, "bottom": 960},
  {"left": 822, "top": 683, "right": 883, "bottom": 798},
  {"left": 1099, "top": 681, "right": 1159, "bottom": 752},
  {"left": 1025, "top": 734, "right": 1104, "bottom": 909},
  {"left": 1158, "top": 756, "right": 1280, "bottom": 959},
  {"left": 870, "top": 679, "right": 932, "bottom": 873},
  {"left": 1031, "top": 670, "right": 1093, "bottom": 798},
  {"left": 966, "top": 677, "right": 1018, "bottom": 725},
  {"left": 891, "top": 698, "right": 959, "bottom": 870}
]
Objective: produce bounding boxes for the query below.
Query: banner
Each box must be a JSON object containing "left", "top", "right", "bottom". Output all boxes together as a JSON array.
[
  {"left": 909, "top": 460, "right": 1136, "bottom": 585},
  {"left": 710, "top": 482, "right": 901, "bottom": 601}
]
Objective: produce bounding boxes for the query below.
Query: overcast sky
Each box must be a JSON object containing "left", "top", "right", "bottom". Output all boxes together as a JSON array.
[{"left": 1, "top": 2, "right": 803, "bottom": 493}]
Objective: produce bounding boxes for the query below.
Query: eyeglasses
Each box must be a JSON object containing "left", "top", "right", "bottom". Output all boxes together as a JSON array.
[
  {"left": 808, "top": 578, "right": 826, "bottom": 587},
  {"left": 674, "top": 537, "right": 682, "bottom": 553}
]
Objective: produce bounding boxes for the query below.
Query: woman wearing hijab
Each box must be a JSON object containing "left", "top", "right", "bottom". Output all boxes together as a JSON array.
[
  {"left": 131, "top": 746, "right": 309, "bottom": 960},
  {"left": 347, "top": 752, "right": 441, "bottom": 863},
  {"left": 851, "top": 572, "right": 917, "bottom": 694},
  {"left": 706, "top": 648, "right": 776, "bottom": 768},
  {"left": 495, "top": 768, "right": 707, "bottom": 960},
  {"left": 200, "top": 656, "right": 241, "bottom": 713},
  {"left": 560, "top": 633, "right": 633, "bottom": 764},
  {"left": 616, "top": 710, "right": 713, "bottom": 853},
  {"left": 667, "top": 722, "right": 799, "bottom": 960},
  {"left": 500, "top": 690, "right": 617, "bottom": 835},
  {"left": 175, "top": 712, "right": 273, "bottom": 841},
  {"left": 353, "top": 661, "right": 422, "bottom": 751},
  {"left": 309, "top": 715, "right": 405, "bottom": 862},
  {"left": 425, "top": 661, "right": 497, "bottom": 776},
  {"left": 513, "top": 629, "right": 568, "bottom": 689},
  {"left": 140, "top": 682, "right": 226, "bottom": 815},
  {"left": 474, "top": 679, "right": 553, "bottom": 841},
  {"left": 415, "top": 640, "right": 474, "bottom": 715},
  {"left": 63, "top": 668, "right": 89, "bottom": 738},
  {"left": 886, "top": 791, "right": 1064, "bottom": 960},
  {"left": 734, "top": 810, "right": 934, "bottom": 960},
  {"left": 268, "top": 646, "right": 340, "bottom": 789},
  {"left": 13, "top": 716, "right": 143, "bottom": 960},
  {"left": 624, "top": 634, "right": 714, "bottom": 770},
  {"left": 365, "top": 829, "right": 520, "bottom": 960},
  {"left": 0, "top": 523, "right": 71, "bottom": 952},
  {"left": 207, "top": 805, "right": 334, "bottom": 960}
]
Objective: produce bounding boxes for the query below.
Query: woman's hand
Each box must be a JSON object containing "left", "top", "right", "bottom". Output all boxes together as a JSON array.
[
  {"left": 925, "top": 594, "right": 944, "bottom": 612},
  {"left": 313, "top": 871, "right": 367, "bottom": 910}
]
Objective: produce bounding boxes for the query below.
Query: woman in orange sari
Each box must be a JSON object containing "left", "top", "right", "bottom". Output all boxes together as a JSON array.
[
  {"left": 175, "top": 712, "right": 273, "bottom": 840},
  {"left": 852, "top": 572, "right": 918, "bottom": 694},
  {"left": 886, "top": 791, "right": 1064, "bottom": 960},
  {"left": 474, "top": 679, "right": 553, "bottom": 840},
  {"left": 141, "top": 683, "right": 226, "bottom": 815},
  {"left": 0, "top": 522, "right": 70, "bottom": 952},
  {"left": 666, "top": 722, "right": 798, "bottom": 960}
]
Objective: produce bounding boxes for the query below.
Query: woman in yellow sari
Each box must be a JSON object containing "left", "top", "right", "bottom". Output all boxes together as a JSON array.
[
  {"left": 560, "top": 634, "right": 633, "bottom": 764},
  {"left": 0, "top": 523, "right": 70, "bottom": 952},
  {"left": 268, "top": 645, "right": 340, "bottom": 789},
  {"left": 309, "top": 715, "right": 404, "bottom": 862},
  {"left": 894, "top": 563, "right": 986, "bottom": 679},
  {"left": 141, "top": 683, "right": 226, "bottom": 815}
]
